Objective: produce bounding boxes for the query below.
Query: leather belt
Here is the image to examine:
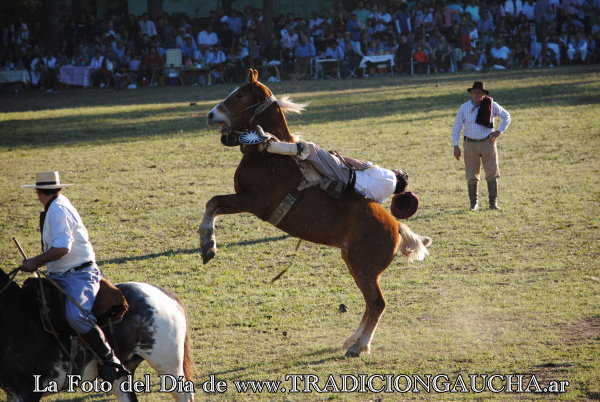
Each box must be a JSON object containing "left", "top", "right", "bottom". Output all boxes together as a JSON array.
[
  {"left": 464, "top": 136, "right": 489, "bottom": 142},
  {"left": 63, "top": 261, "right": 94, "bottom": 276}
]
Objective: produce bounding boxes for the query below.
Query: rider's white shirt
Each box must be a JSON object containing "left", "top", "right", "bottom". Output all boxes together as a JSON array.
[{"left": 354, "top": 163, "right": 397, "bottom": 204}]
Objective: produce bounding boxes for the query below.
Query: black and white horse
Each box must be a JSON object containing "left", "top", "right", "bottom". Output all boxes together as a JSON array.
[{"left": 0, "top": 268, "right": 194, "bottom": 402}]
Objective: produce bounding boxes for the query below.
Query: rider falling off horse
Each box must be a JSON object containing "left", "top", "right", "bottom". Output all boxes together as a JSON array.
[
  {"left": 20, "top": 171, "right": 129, "bottom": 383},
  {"left": 243, "top": 126, "right": 419, "bottom": 219}
]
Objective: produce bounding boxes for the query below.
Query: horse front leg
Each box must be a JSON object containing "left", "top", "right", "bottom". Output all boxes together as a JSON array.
[{"left": 199, "top": 193, "right": 255, "bottom": 264}]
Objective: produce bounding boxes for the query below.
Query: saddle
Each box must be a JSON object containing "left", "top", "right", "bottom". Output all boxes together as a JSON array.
[{"left": 22, "top": 276, "right": 129, "bottom": 335}]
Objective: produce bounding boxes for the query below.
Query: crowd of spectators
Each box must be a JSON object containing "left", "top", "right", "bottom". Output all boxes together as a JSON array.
[{"left": 1, "top": 0, "right": 599, "bottom": 91}]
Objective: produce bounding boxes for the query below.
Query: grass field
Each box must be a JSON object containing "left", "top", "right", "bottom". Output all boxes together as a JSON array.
[{"left": 1, "top": 65, "right": 599, "bottom": 401}]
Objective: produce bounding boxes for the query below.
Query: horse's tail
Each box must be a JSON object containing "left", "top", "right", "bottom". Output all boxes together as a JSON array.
[
  {"left": 398, "top": 222, "right": 431, "bottom": 262},
  {"left": 162, "top": 287, "right": 195, "bottom": 382},
  {"left": 183, "top": 322, "right": 194, "bottom": 382}
]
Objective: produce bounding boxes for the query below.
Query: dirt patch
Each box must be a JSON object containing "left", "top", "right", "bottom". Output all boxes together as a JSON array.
[{"left": 563, "top": 315, "right": 600, "bottom": 347}]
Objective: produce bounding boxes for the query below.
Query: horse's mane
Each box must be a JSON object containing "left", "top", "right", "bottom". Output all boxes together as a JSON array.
[{"left": 276, "top": 96, "right": 308, "bottom": 115}]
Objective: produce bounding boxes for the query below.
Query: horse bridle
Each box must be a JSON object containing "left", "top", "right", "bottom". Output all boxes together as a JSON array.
[{"left": 218, "top": 94, "right": 277, "bottom": 135}]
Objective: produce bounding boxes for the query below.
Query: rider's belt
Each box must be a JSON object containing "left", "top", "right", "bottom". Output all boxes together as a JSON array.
[
  {"left": 62, "top": 261, "right": 94, "bottom": 276},
  {"left": 464, "top": 136, "right": 489, "bottom": 142}
]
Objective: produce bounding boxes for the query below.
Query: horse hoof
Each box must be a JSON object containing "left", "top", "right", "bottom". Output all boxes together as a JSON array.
[
  {"left": 344, "top": 349, "right": 360, "bottom": 358},
  {"left": 202, "top": 249, "right": 215, "bottom": 264},
  {"left": 344, "top": 343, "right": 370, "bottom": 357}
]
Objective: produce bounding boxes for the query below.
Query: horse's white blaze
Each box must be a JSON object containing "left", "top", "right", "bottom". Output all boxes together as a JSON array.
[
  {"left": 207, "top": 105, "right": 230, "bottom": 127},
  {"left": 226, "top": 86, "right": 240, "bottom": 98}
]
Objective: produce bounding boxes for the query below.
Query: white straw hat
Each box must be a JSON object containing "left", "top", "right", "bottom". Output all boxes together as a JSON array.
[{"left": 21, "top": 171, "right": 73, "bottom": 189}]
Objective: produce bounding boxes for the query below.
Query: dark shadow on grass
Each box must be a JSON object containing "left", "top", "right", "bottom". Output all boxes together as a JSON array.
[
  {"left": 98, "top": 235, "right": 289, "bottom": 265},
  {"left": 212, "top": 348, "right": 345, "bottom": 382}
]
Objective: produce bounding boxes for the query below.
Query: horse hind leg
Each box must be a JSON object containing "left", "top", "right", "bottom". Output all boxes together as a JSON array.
[
  {"left": 342, "top": 311, "right": 367, "bottom": 350},
  {"left": 341, "top": 250, "right": 388, "bottom": 357}
]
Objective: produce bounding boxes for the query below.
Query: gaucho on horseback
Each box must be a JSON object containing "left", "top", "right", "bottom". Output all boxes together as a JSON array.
[{"left": 20, "top": 172, "right": 129, "bottom": 383}]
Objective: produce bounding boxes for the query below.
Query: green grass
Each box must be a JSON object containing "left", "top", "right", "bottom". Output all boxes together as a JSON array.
[{"left": 1, "top": 65, "right": 599, "bottom": 401}]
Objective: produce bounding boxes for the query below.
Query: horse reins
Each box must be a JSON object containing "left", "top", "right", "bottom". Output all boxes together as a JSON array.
[{"left": 218, "top": 94, "right": 277, "bottom": 133}]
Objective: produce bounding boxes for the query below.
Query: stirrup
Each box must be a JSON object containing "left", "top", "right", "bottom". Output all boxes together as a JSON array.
[{"left": 239, "top": 129, "right": 272, "bottom": 145}]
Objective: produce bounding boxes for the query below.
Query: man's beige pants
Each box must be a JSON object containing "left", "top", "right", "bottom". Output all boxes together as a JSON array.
[{"left": 463, "top": 139, "right": 499, "bottom": 182}]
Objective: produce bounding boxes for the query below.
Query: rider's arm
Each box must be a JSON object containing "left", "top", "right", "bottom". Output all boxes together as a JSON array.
[{"left": 340, "top": 156, "right": 372, "bottom": 170}]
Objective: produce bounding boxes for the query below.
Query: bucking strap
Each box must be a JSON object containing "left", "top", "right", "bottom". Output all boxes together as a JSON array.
[{"left": 267, "top": 193, "right": 298, "bottom": 226}]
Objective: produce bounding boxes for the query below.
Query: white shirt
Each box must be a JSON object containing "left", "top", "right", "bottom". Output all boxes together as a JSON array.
[
  {"left": 355, "top": 164, "right": 397, "bottom": 204},
  {"left": 139, "top": 19, "right": 157, "bottom": 37},
  {"left": 452, "top": 99, "right": 511, "bottom": 146},
  {"left": 43, "top": 195, "right": 96, "bottom": 274},
  {"left": 206, "top": 50, "right": 226, "bottom": 65},
  {"left": 522, "top": 2, "right": 535, "bottom": 19},
  {"left": 198, "top": 30, "right": 218, "bottom": 46},
  {"left": 90, "top": 56, "right": 104, "bottom": 70},
  {"left": 490, "top": 45, "right": 511, "bottom": 60}
]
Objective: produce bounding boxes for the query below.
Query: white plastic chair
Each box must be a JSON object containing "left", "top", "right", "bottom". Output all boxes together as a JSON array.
[{"left": 165, "top": 48, "right": 184, "bottom": 85}]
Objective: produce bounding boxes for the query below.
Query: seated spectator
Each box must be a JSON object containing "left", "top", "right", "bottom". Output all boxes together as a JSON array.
[
  {"left": 42, "top": 50, "right": 58, "bottom": 90},
  {"left": 586, "top": 33, "right": 597, "bottom": 63},
  {"left": 309, "top": 11, "right": 324, "bottom": 40},
  {"left": 225, "top": 43, "right": 248, "bottom": 82},
  {"left": 181, "top": 35, "right": 197, "bottom": 62},
  {"left": 395, "top": 35, "right": 413, "bottom": 74},
  {"left": 141, "top": 46, "right": 164, "bottom": 86},
  {"left": 477, "top": 9, "right": 495, "bottom": 46},
  {"left": 90, "top": 49, "right": 105, "bottom": 87},
  {"left": 293, "top": 34, "right": 316, "bottom": 79},
  {"left": 458, "top": 14, "right": 474, "bottom": 51},
  {"left": 339, "top": 38, "right": 362, "bottom": 77},
  {"left": 219, "top": 23, "right": 236, "bottom": 54},
  {"left": 461, "top": 48, "right": 486, "bottom": 71},
  {"left": 346, "top": 12, "right": 363, "bottom": 42},
  {"left": 511, "top": 41, "right": 530, "bottom": 67},
  {"left": 489, "top": 39, "right": 512, "bottom": 67},
  {"left": 139, "top": 33, "right": 153, "bottom": 54},
  {"left": 101, "top": 51, "right": 117, "bottom": 87},
  {"left": 412, "top": 43, "right": 430, "bottom": 73},
  {"left": 198, "top": 25, "right": 218, "bottom": 47},
  {"left": 29, "top": 50, "right": 46, "bottom": 88},
  {"left": 248, "top": 36, "right": 262, "bottom": 67},
  {"left": 263, "top": 36, "right": 283, "bottom": 64},
  {"left": 205, "top": 44, "right": 227, "bottom": 85},
  {"left": 567, "top": 32, "right": 588, "bottom": 63},
  {"left": 432, "top": 35, "right": 453, "bottom": 71}
]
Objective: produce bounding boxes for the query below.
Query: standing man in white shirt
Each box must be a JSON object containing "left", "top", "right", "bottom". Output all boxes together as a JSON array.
[
  {"left": 20, "top": 172, "right": 129, "bottom": 383},
  {"left": 452, "top": 82, "right": 511, "bottom": 210},
  {"left": 138, "top": 12, "right": 157, "bottom": 38}
]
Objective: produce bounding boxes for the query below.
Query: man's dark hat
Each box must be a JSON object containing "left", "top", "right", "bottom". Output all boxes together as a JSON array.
[
  {"left": 390, "top": 191, "right": 419, "bottom": 220},
  {"left": 467, "top": 81, "right": 489, "bottom": 94}
]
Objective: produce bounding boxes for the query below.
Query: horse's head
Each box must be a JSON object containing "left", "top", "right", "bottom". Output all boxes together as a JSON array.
[{"left": 207, "top": 68, "right": 306, "bottom": 146}]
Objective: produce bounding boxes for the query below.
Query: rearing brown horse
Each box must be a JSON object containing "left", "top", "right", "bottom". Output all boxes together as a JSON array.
[{"left": 201, "top": 69, "right": 431, "bottom": 357}]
